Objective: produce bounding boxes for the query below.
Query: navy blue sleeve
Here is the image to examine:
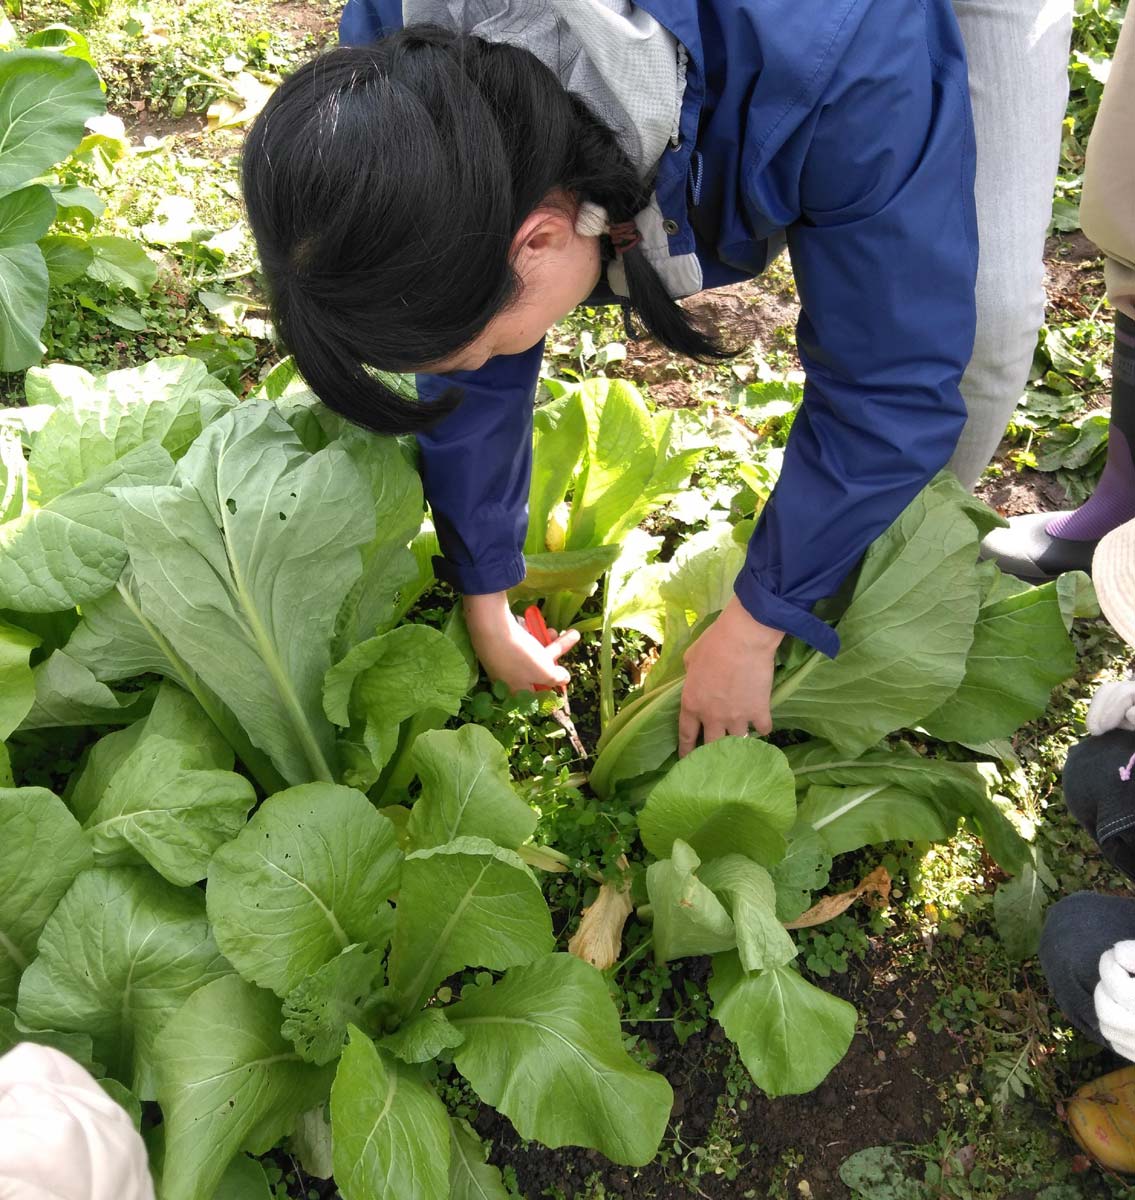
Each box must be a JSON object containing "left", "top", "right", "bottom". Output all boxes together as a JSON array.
[
  {"left": 339, "top": 0, "right": 399, "bottom": 43},
  {"left": 736, "top": 0, "right": 978, "bottom": 657},
  {"left": 415, "top": 340, "right": 544, "bottom": 594}
]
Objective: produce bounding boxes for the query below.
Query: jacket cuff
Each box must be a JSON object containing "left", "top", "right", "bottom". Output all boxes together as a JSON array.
[
  {"left": 733, "top": 567, "right": 841, "bottom": 659},
  {"left": 432, "top": 552, "right": 527, "bottom": 596}
]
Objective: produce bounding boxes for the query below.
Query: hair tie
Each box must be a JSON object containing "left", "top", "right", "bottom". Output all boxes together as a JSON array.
[
  {"left": 607, "top": 220, "right": 641, "bottom": 256},
  {"left": 574, "top": 201, "right": 609, "bottom": 238},
  {"left": 573, "top": 203, "right": 641, "bottom": 256}
]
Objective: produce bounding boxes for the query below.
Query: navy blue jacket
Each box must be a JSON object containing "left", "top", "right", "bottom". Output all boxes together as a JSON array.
[{"left": 340, "top": 0, "right": 978, "bottom": 657}]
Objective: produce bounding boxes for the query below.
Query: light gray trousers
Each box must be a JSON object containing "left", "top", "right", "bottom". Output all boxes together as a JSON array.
[{"left": 947, "top": 0, "right": 1075, "bottom": 488}]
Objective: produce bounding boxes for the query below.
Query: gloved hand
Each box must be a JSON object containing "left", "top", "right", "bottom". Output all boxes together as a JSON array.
[
  {"left": 0, "top": 1042, "right": 154, "bottom": 1200},
  {"left": 1097, "top": 940, "right": 1135, "bottom": 1062},
  {"left": 1087, "top": 681, "right": 1135, "bottom": 736}
]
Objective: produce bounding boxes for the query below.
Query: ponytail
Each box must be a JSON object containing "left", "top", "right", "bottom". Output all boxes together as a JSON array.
[{"left": 242, "top": 29, "right": 730, "bottom": 435}]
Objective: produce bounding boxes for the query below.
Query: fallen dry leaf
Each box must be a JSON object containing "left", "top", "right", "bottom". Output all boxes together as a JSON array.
[
  {"left": 783, "top": 865, "right": 891, "bottom": 930},
  {"left": 569, "top": 856, "right": 633, "bottom": 969}
]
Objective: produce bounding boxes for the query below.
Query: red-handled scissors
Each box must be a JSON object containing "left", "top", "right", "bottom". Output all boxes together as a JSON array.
[{"left": 523, "top": 605, "right": 587, "bottom": 758}]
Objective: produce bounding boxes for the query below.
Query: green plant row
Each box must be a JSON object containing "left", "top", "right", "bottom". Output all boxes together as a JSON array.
[{"left": 0, "top": 360, "right": 1090, "bottom": 1197}]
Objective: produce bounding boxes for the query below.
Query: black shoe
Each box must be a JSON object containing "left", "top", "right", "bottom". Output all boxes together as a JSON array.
[{"left": 979, "top": 511, "right": 1097, "bottom": 582}]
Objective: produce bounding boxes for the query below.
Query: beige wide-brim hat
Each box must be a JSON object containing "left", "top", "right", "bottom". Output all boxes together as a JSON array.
[{"left": 1094, "top": 518, "right": 1135, "bottom": 648}]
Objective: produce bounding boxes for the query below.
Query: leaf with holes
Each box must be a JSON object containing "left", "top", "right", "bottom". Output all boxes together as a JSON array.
[{"left": 207, "top": 784, "right": 401, "bottom": 996}]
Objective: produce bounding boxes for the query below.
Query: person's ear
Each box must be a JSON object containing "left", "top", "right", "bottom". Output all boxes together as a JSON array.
[{"left": 510, "top": 205, "right": 575, "bottom": 274}]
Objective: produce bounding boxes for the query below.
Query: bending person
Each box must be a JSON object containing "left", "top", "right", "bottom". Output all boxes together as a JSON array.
[{"left": 243, "top": 2, "right": 978, "bottom": 751}]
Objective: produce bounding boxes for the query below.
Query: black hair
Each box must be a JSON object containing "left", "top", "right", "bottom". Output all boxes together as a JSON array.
[{"left": 242, "top": 27, "right": 730, "bottom": 434}]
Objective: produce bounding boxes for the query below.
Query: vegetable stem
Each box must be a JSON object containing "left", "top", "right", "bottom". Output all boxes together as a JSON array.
[{"left": 600, "top": 575, "right": 615, "bottom": 731}]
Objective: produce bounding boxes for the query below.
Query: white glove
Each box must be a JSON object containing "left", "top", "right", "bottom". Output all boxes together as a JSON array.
[
  {"left": 1086, "top": 681, "right": 1135, "bottom": 736},
  {"left": 1096, "top": 940, "right": 1135, "bottom": 1062},
  {"left": 0, "top": 1043, "right": 154, "bottom": 1200}
]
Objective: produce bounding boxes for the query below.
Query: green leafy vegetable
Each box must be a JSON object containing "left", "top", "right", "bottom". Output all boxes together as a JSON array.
[
  {"left": 207, "top": 784, "right": 401, "bottom": 996},
  {"left": 18, "top": 865, "right": 230, "bottom": 1097},
  {"left": 639, "top": 737, "right": 796, "bottom": 865},
  {"left": 709, "top": 952, "right": 857, "bottom": 1097},
  {"left": 388, "top": 838, "right": 553, "bottom": 1015},
  {"left": 449, "top": 954, "right": 673, "bottom": 1165},
  {"left": 331, "top": 1027, "right": 451, "bottom": 1200},
  {"left": 156, "top": 974, "right": 335, "bottom": 1200},
  {"left": 405, "top": 724, "right": 537, "bottom": 852},
  {"left": 0, "top": 785, "right": 90, "bottom": 1002},
  {"left": 115, "top": 403, "right": 374, "bottom": 784}
]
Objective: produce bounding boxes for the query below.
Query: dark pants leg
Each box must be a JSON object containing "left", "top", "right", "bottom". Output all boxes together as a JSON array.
[
  {"left": 1040, "top": 892, "right": 1135, "bottom": 1044},
  {"left": 1039, "top": 731, "right": 1135, "bottom": 1045},
  {"left": 1064, "top": 729, "right": 1135, "bottom": 881}
]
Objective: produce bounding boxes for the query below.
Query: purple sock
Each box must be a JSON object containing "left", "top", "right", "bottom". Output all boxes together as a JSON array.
[
  {"left": 1046, "top": 313, "right": 1135, "bottom": 542},
  {"left": 1046, "top": 426, "right": 1135, "bottom": 540}
]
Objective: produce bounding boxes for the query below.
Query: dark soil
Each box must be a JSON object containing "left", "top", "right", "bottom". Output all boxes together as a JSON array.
[
  {"left": 117, "top": 105, "right": 210, "bottom": 143},
  {"left": 474, "top": 945, "right": 964, "bottom": 1200},
  {"left": 1044, "top": 231, "right": 1108, "bottom": 320},
  {"left": 267, "top": 0, "right": 340, "bottom": 45},
  {"left": 613, "top": 267, "right": 802, "bottom": 410}
]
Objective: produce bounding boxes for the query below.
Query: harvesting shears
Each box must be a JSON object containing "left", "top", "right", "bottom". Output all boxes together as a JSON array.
[{"left": 522, "top": 605, "right": 587, "bottom": 758}]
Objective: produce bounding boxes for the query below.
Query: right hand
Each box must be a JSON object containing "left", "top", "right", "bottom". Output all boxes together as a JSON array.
[{"left": 463, "top": 592, "right": 580, "bottom": 692}]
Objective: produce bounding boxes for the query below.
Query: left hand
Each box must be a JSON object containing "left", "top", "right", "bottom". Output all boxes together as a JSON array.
[
  {"left": 678, "top": 595, "right": 785, "bottom": 757},
  {"left": 1097, "top": 941, "right": 1135, "bottom": 1062}
]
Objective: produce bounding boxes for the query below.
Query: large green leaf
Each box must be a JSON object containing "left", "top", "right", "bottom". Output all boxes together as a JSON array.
[
  {"left": 921, "top": 580, "right": 1076, "bottom": 744},
  {"left": 156, "top": 974, "right": 334, "bottom": 1200},
  {"left": 115, "top": 403, "right": 374, "bottom": 784},
  {"left": 658, "top": 522, "right": 746, "bottom": 628},
  {"left": 769, "top": 831, "right": 832, "bottom": 922},
  {"left": 565, "top": 380, "right": 700, "bottom": 549},
  {"left": 18, "top": 648, "right": 154, "bottom": 730},
  {"left": 39, "top": 232, "right": 93, "bottom": 285},
  {"left": 0, "top": 429, "right": 26, "bottom": 523},
  {"left": 639, "top": 736, "right": 796, "bottom": 865},
  {"left": 388, "top": 838, "right": 553, "bottom": 1015},
  {"left": 785, "top": 741, "right": 1028, "bottom": 872},
  {"left": 0, "top": 441, "right": 174, "bottom": 612},
  {"left": 0, "top": 785, "right": 91, "bottom": 1003},
  {"left": 0, "top": 617, "right": 37, "bottom": 739},
  {"left": 589, "top": 675, "right": 682, "bottom": 799},
  {"left": 61, "top": 574, "right": 289, "bottom": 795},
  {"left": 993, "top": 862, "right": 1049, "bottom": 961},
  {"left": 709, "top": 952, "right": 857, "bottom": 1097},
  {"left": 449, "top": 1118, "right": 511, "bottom": 1200},
  {"left": 281, "top": 943, "right": 385, "bottom": 1066},
  {"left": 82, "top": 684, "right": 256, "bottom": 884},
  {"left": 699, "top": 854, "right": 798, "bottom": 971},
  {"left": 85, "top": 235, "right": 157, "bottom": 295},
  {"left": 28, "top": 357, "right": 236, "bottom": 503},
  {"left": 795, "top": 783, "right": 952, "bottom": 858},
  {"left": 323, "top": 624, "right": 469, "bottom": 788},
  {"left": 0, "top": 242, "right": 48, "bottom": 371},
  {"left": 646, "top": 840, "right": 737, "bottom": 964},
  {"left": 0, "top": 184, "right": 56, "bottom": 247},
  {"left": 334, "top": 429, "right": 425, "bottom": 648},
  {"left": 207, "top": 784, "right": 401, "bottom": 997},
  {"left": 525, "top": 391, "right": 585, "bottom": 555},
  {"left": 449, "top": 954, "right": 673, "bottom": 1165},
  {"left": 0, "top": 51, "right": 104, "bottom": 192},
  {"left": 331, "top": 1028, "right": 451, "bottom": 1200},
  {"left": 406, "top": 724, "right": 536, "bottom": 852},
  {"left": 771, "top": 475, "right": 983, "bottom": 754},
  {"left": 17, "top": 865, "right": 230, "bottom": 1097},
  {"left": 603, "top": 529, "right": 667, "bottom": 642},
  {"left": 509, "top": 544, "right": 621, "bottom": 602}
]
